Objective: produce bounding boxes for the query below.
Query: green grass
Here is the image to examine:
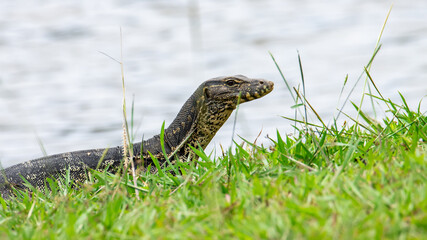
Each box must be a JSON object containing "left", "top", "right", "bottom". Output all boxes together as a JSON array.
[{"left": 0, "top": 85, "right": 426, "bottom": 239}]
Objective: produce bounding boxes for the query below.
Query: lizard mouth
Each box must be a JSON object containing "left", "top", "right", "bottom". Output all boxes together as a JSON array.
[{"left": 240, "top": 80, "right": 274, "bottom": 103}]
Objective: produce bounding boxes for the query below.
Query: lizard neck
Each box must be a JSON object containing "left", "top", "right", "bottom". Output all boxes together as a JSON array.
[
  {"left": 133, "top": 85, "right": 234, "bottom": 166},
  {"left": 133, "top": 85, "right": 205, "bottom": 162}
]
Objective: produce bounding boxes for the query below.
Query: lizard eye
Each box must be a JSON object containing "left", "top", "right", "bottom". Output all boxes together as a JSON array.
[{"left": 226, "top": 79, "right": 237, "bottom": 86}]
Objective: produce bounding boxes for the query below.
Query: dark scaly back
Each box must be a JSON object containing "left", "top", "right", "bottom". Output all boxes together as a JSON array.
[
  {"left": 0, "top": 75, "right": 273, "bottom": 198},
  {"left": 0, "top": 146, "right": 124, "bottom": 198}
]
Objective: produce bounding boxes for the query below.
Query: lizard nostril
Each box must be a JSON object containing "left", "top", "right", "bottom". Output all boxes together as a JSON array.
[{"left": 259, "top": 80, "right": 264, "bottom": 85}]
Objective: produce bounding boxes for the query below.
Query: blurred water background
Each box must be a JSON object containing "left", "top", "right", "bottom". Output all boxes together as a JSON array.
[{"left": 0, "top": 0, "right": 426, "bottom": 167}]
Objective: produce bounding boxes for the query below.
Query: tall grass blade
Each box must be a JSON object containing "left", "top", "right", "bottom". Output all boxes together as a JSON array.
[
  {"left": 281, "top": 116, "right": 323, "bottom": 129},
  {"left": 159, "top": 121, "right": 180, "bottom": 176},
  {"left": 117, "top": 27, "right": 139, "bottom": 199},
  {"left": 293, "top": 87, "right": 329, "bottom": 132},
  {"left": 230, "top": 94, "right": 241, "bottom": 148},
  {"left": 297, "top": 51, "right": 308, "bottom": 124},
  {"left": 346, "top": 5, "right": 392, "bottom": 121},
  {"left": 364, "top": 67, "right": 384, "bottom": 100},
  {"left": 34, "top": 131, "right": 48, "bottom": 157},
  {"left": 336, "top": 45, "right": 382, "bottom": 121},
  {"left": 337, "top": 74, "right": 349, "bottom": 107},
  {"left": 269, "top": 51, "right": 296, "bottom": 102}
]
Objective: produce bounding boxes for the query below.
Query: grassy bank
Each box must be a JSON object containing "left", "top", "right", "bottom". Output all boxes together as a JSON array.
[{"left": 0, "top": 83, "right": 426, "bottom": 239}]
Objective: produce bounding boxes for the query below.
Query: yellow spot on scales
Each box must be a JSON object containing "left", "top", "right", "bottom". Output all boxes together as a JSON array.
[
  {"left": 245, "top": 92, "right": 254, "bottom": 101},
  {"left": 173, "top": 127, "right": 181, "bottom": 134}
]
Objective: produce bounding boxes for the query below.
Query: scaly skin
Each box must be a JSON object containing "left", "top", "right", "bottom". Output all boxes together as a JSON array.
[{"left": 0, "top": 75, "right": 273, "bottom": 198}]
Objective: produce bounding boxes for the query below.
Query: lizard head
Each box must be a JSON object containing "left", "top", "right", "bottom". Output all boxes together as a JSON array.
[{"left": 202, "top": 75, "right": 274, "bottom": 110}]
